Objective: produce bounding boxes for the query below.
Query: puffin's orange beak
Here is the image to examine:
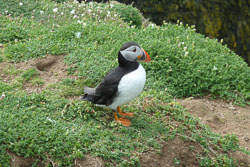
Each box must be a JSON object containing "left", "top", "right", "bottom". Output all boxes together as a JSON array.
[
  {"left": 143, "top": 49, "right": 151, "bottom": 63},
  {"left": 138, "top": 48, "right": 151, "bottom": 62}
]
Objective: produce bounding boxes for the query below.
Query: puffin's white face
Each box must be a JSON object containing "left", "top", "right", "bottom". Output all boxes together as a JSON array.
[{"left": 120, "top": 45, "right": 145, "bottom": 62}]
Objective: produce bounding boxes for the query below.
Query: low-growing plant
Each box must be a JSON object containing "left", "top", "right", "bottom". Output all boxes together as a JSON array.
[
  {"left": 0, "top": 91, "right": 241, "bottom": 166},
  {"left": 31, "top": 78, "right": 45, "bottom": 86},
  {"left": 0, "top": 55, "right": 3, "bottom": 63},
  {"left": 21, "top": 68, "right": 39, "bottom": 81},
  {"left": 0, "top": 24, "right": 29, "bottom": 44},
  {"left": 111, "top": 2, "right": 143, "bottom": 28}
]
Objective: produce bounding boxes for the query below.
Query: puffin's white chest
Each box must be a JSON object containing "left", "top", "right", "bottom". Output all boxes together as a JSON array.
[{"left": 108, "top": 64, "right": 146, "bottom": 110}]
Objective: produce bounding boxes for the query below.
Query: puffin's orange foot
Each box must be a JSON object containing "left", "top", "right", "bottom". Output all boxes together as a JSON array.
[
  {"left": 117, "top": 106, "right": 134, "bottom": 117},
  {"left": 113, "top": 111, "right": 131, "bottom": 127},
  {"left": 116, "top": 117, "right": 131, "bottom": 127}
]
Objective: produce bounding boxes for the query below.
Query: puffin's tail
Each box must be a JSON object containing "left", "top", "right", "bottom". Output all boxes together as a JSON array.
[{"left": 80, "top": 87, "right": 100, "bottom": 103}]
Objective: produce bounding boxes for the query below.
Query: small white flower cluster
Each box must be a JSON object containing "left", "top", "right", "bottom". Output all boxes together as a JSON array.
[
  {"left": 75, "top": 32, "right": 81, "bottom": 39},
  {"left": 178, "top": 41, "right": 184, "bottom": 47},
  {"left": 53, "top": 8, "right": 58, "bottom": 13},
  {"left": 177, "top": 41, "right": 189, "bottom": 56},
  {"left": 37, "top": 0, "right": 123, "bottom": 26},
  {"left": 0, "top": 93, "right": 5, "bottom": 101},
  {"left": 71, "top": 10, "right": 75, "bottom": 14},
  {"left": 149, "top": 23, "right": 156, "bottom": 28}
]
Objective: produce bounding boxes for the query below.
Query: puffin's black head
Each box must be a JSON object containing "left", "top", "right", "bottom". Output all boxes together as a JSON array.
[{"left": 119, "top": 42, "right": 150, "bottom": 64}]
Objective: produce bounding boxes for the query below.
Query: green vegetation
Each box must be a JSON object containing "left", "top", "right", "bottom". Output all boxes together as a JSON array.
[
  {"left": 0, "top": 0, "right": 249, "bottom": 166},
  {"left": 21, "top": 68, "right": 39, "bottom": 81},
  {"left": 111, "top": 2, "right": 143, "bottom": 28}
]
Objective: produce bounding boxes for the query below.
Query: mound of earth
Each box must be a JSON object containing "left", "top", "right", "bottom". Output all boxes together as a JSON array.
[
  {"left": 140, "top": 137, "right": 201, "bottom": 167},
  {"left": 0, "top": 55, "right": 78, "bottom": 93},
  {"left": 178, "top": 97, "right": 250, "bottom": 166},
  {"left": 17, "top": 55, "right": 77, "bottom": 93}
]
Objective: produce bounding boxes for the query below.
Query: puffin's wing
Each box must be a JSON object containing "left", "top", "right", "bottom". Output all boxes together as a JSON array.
[
  {"left": 95, "top": 67, "right": 124, "bottom": 105},
  {"left": 81, "top": 67, "right": 123, "bottom": 105}
]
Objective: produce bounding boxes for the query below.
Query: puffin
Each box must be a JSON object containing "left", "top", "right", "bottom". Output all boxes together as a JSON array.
[{"left": 80, "top": 42, "right": 150, "bottom": 126}]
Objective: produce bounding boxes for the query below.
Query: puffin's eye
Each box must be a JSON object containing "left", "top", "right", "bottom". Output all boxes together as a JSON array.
[{"left": 133, "top": 48, "right": 136, "bottom": 52}]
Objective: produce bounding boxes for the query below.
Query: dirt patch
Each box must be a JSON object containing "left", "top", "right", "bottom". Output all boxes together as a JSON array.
[
  {"left": 7, "top": 152, "right": 105, "bottom": 167},
  {"left": 178, "top": 97, "right": 250, "bottom": 166},
  {"left": 140, "top": 137, "right": 201, "bottom": 167},
  {"left": 75, "top": 154, "right": 105, "bottom": 167},
  {"left": 4, "top": 55, "right": 78, "bottom": 93},
  {"left": 7, "top": 151, "right": 42, "bottom": 167},
  {"left": 17, "top": 55, "right": 69, "bottom": 92},
  {"left": 0, "top": 63, "right": 15, "bottom": 82}
]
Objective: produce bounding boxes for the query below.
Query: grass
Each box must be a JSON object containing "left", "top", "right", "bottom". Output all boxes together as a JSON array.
[{"left": 0, "top": 0, "right": 249, "bottom": 166}]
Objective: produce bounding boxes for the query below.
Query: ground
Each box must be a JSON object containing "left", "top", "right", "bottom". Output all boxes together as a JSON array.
[
  {"left": 1, "top": 55, "right": 249, "bottom": 167},
  {"left": 178, "top": 98, "right": 250, "bottom": 167}
]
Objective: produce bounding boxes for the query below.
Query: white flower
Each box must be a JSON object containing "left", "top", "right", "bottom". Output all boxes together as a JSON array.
[
  {"left": 150, "top": 23, "right": 155, "bottom": 28},
  {"left": 0, "top": 93, "right": 5, "bottom": 100},
  {"left": 19, "top": 2, "right": 23, "bottom": 6},
  {"left": 71, "top": 10, "right": 75, "bottom": 14},
  {"left": 75, "top": 32, "right": 81, "bottom": 39},
  {"left": 61, "top": 12, "right": 64, "bottom": 15},
  {"left": 110, "top": 4, "right": 114, "bottom": 8},
  {"left": 82, "top": 22, "right": 87, "bottom": 26},
  {"left": 213, "top": 66, "right": 217, "bottom": 70},
  {"left": 77, "top": 20, "right": 82, "bottom": 24},
  {"left": 184, "top": 47, "right": 187, "bottom": 51},
  {"left": 88, "top": 9, "right": 92, "bottom": 13},
  {"left": 73, "top": 15, "right": 78, "bottom": 19},
  {"left": 53, "top": 8, "right": 58, "bottom": 13},
  {"left": 184, "top": 51, "right": 188, "bottom": 56},
  {"left": 40, "top": 10, "right": 44, "bottom": 14},
  {"left": 81, "top": 14, "right": 84, "bottom": 16}
]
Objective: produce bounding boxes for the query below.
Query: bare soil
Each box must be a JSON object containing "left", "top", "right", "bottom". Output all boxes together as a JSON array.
[
  {"left": 178, "top": 97, "right": 250, "bottom": 167},
  {"left": 178, "top": 98, "right": 250, "bottom": 152},
  {"left": 0, "top": 55, "right": 78, "bottom": 93},
  {"left": 17, "top": 54, "right": 78, "bottom": 93},
  {"left": 140, "top": 137, "right": 202, "bottom": 167},
  {"left": 75, "top": 154, "right": 105, "bottom": 167}
]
